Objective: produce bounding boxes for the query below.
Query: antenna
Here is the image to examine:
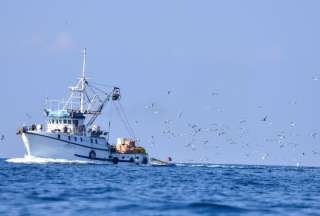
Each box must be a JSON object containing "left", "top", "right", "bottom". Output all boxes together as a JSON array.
[
  {"left": 80, "top": 48, "right": 87, "bottom": 113},
  {"left": 82, "top": 48, "right": 87, "bottom": 78}
]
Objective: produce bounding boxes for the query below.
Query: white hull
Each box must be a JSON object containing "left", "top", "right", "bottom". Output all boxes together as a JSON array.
[{"left": 21, "top": 132, "right": 148, "bottom": 164}]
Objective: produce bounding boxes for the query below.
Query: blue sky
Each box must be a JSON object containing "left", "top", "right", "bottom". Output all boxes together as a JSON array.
[{"left": 1, "top": 0, "right": 320, "bottom": 166}]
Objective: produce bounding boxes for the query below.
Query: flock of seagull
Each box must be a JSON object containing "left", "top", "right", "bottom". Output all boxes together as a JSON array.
[{"left": 139, "top": 76, "right": 319, "bottom": 164}]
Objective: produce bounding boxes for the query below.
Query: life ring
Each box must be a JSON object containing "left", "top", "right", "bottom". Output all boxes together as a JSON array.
[
  {"left": 89, "top": 150, "right": 96, "bottom": 160},
  {"left": 112, "top": 157, "right": 119, "bottom": 164}
]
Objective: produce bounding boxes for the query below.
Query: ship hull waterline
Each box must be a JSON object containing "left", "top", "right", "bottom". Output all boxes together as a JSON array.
[{"left": 21, "top": 132, "right": 148, "bottom": 164}]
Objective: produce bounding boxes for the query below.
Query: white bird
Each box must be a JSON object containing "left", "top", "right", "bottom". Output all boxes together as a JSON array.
[
  {"left": 262, "top": 153, "right": 269, "bottom": 160},
  {"left": 240, "top": 120, "right": 247, "bottom": 124},
  {"left": 311, "top": 133, "right": 318, "bottom": 139}
]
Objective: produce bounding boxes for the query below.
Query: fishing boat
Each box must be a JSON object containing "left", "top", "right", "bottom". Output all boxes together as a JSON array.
[{"left": 16, "top": 49, "right": 149, "bottom": 165}]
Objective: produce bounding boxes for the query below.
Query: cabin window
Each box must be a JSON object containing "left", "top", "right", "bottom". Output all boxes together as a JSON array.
[
  {"left": 90, "top": 139, "right": 93, "bottom": 144},
  {"left": 74, "top": 120, "right": 79, "bottom": 126},
  {"left": 68, "top": 120, "right": 71, "bottom": 124},
  {"left": 55, "top": 120, "right": 59, "bottom": 124},
  {"left": 74, "top": 137, "right": 77, "bottom": 142},
  {"left": 59, "top": 120, "right": 62, "bottom": 124},
  {"left": 68, "top": 136, "right": 71, "bottom": 141},
  {"left": 57, "top": 135, "right": 61, "bottom": 139},
  {"left": 95, "top": 139, "right": 98, "bottom": 144},
  {"left": 80, "top": 137, "right": 83, "bottom": 142},
  {"left": 63, "top": 120, "right": 67, "bottom": 124}
]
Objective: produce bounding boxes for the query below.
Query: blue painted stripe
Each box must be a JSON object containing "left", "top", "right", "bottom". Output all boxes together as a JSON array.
[
  {"left": 24, "top": 132, "right": 109, "bottom": 152},
  {"left": 74, "top": 154, "right": 133, "bottom": 163}
]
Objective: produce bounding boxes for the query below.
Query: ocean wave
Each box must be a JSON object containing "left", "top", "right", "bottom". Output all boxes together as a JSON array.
[
  {"left": 186, "top": 202, "right": 249, "bottom": 213},
  {"left": 6, "top": 155, "right": 94, "bottom": 164},
  {"left": 175, "top": 163, "right": 230, "bottom": 168}
]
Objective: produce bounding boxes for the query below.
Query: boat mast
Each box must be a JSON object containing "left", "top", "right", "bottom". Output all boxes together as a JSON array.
[{"left": 80, "top": 48, "right": 86, "bottom": 113}]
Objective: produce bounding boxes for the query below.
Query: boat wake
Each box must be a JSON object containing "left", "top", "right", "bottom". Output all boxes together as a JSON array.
[{"left": 6, "top": 155, "right": 93, "bottom": 164}]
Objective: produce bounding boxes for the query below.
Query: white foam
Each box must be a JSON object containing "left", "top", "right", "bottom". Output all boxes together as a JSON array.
[
  {"left": 175, "top": 163, "right": 233, "bottom": 168},
  {"left": 6, "top": 155, "right": 93, "bottom": 164}
]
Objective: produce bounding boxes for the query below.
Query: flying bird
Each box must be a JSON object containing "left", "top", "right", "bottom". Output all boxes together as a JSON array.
[{"left": 261, "top": 115, "right": 268, "bottom": 122}]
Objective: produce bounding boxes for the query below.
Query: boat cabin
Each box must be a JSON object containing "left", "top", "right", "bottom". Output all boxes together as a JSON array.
[{"left": 46, "top": 110, "right": 86, "bottom": 135}]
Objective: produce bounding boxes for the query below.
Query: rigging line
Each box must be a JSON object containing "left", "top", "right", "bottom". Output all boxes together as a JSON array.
[
  {"left": 87, "top": 85, "right": 107, "bottom": 101},
  {"left": 87, "top": 83, "right": 109, "bottom": 94},
  {"left": 84, "top": 90, "right": 92, "bottom": 103},
  {"left": 85, "top": 85, "right": 101, "bottom": 103},
  {"left": 90, "top": 81, "right": 115, "bottom": 88},
  {"left": 113, "top": 102, "right": 135, "bottom": 138},
  {"left": 115, "top": 102, "right": 134, "bottom": 138},
  {"left": 114, "top": 102, "right": 135, "bottom": 138},
  {"left": 116, "top": 105, "right": 135, "bottom": 139},
  {"left": 117, "top": 101, "right": 136, "bottom": 139}
]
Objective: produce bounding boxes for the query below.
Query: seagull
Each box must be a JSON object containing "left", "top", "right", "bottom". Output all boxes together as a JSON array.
[
  {"left": 261, "top": 115, "right": 268, "bottom": 122},
  {"left": 202, "top": 140, "right": 209, "bottom": 145},
  {"left": 144, "top": 103, "right": 156, "bottom": 109},
  {"left": 218, "top": 131, "right": 225, "bottom": 136},
  {"left": 167, "top": 90, "right": 171, "bottom": 95},
  {"left": 164, "top": 120, "right": 172, "bottom": 124},
  {"left": 0, "top": 135, "right": 5, "bottom": 141},
  {"left": 149, "top": 136, "right": 156, "bottom": 146},
  {"left": 311, "top": 133, "right": 318, "bottom": 139},
  {"left": 262, "top": 153, "right": 269, "bottom": 160},
  {"left": 65, "top": 19, "right": 71, "bottom": 25},
  {"left": 177, "top": 112, "right": 183, "bottom": 119},
  {"left": 211, "top": 92, "right": 219, "bottom": 96},
  {"left": 25, "top": 113, "right": 32, "bottom": 119}
]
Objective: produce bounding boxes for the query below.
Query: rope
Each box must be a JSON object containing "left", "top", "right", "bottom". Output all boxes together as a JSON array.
[
  {"left": 113, "top": 102, "right": 136, "bottom": 139},
  {"left": 117, "top": 101, "right": 136, "bottom": 138}
]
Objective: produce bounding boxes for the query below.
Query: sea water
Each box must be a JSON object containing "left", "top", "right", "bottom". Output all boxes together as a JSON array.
[{"left": 0, "top": 157, "right": 319, "bottom": 216}]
